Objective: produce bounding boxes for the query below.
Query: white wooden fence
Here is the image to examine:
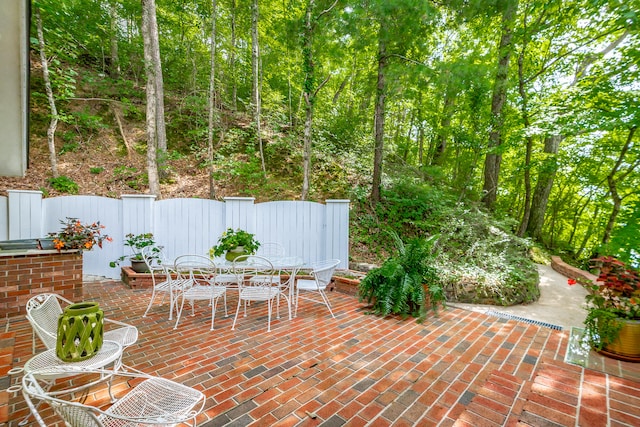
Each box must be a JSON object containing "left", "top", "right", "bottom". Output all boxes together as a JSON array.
[{"left": 0, "top": 190, "right": 350, "bottom": 279}]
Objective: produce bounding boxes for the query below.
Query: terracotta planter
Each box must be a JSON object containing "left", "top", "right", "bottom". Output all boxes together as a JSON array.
[{"left": 602, "top": 318, "right": 640, "bottom": 361}]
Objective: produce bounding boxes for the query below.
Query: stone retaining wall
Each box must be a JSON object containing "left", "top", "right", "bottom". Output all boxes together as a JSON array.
[{"left": 551, "top": 256, "right": 597, "bottom": 283}]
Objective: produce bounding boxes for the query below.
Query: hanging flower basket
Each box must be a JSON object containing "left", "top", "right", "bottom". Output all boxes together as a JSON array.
[{"left": 56, "top": 302, "right": 104, "bottom": 362}]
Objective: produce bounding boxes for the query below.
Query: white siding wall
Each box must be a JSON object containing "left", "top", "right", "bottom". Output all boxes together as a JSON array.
[{"left": 2, "top": 192, "right": 350, "bottom": 279}]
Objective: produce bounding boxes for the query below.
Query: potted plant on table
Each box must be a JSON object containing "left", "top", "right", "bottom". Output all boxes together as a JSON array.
[
  {"left": 209, "top": 228, "right": 260, "bottom": 261},
  {"left": 575, "top": 256, "right": 640, "bottom": 361},
  {"left": 49, "top": 217, "right": 112, "bottom": 252},
  {"left": 110, "top": 233, "right": 162, "bottom": 273}
]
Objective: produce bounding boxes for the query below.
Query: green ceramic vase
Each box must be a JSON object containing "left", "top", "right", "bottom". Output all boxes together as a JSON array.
[
  {"left": 56, "top": 302, "right": 104, "bottom": 362},
  {"left": 225, "top": 246, "right": 249, "bottom": 262}
]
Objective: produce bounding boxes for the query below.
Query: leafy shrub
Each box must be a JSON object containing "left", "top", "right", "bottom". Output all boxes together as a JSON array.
[
  {"left": 48, "top": 176, "right": 79, "bottom": 194},
  {"left": 351, "top": 180, "right": 539, "bottom": 306},
  {"left": 90, "top": 167, "right": 104, "bottom": 174}
]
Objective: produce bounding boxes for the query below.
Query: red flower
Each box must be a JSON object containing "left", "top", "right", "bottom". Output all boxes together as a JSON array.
[{"left": 567, "top": 278, "right": 577, "bottom": 286}]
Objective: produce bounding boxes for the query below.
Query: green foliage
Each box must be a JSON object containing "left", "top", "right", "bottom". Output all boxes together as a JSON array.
[
  {"left": 89, "top": 167, "right": 104, "bottom": 174},
  {"left": 352, "top": 180, "right": 539, "bottom": 306},
  {"left": 48, "top": 176, "right": 79, "bottom": 194},
  {"left": 110, "top": 233, "right": 162, "bottom": 267},
  {"left": 59, "top": 142, "right": 79, "bottom": 155},
  {"left": 209, "top": 229, "right": 261, "bottom": 258},
  {"left": 359, "top": 233, "right": 444, "bottom": 320}
]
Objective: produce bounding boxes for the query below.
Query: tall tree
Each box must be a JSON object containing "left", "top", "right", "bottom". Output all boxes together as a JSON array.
[
  {"left": 526, "top": 29, "right": 629, "bottom": 238},
  {"left": 141, "top": 0, "right": 161, "bottom": 197},
  {"left": 34, "top": 5, "right": 59, "bottom": 178},
  {"left": 109, "top": 0, "right": 121, "bottom": 79},
  {"left": 207, "top": 0, "right": 219, "bottom": 199},
  {"left": 300, "top": 0, "right": 338, "bottom": 200},
  {"left": 251, "top": 0, "right": 265, "bottom": 173},
  {"left": 481, "top": 0, "right": 519, "bottom": 211}
]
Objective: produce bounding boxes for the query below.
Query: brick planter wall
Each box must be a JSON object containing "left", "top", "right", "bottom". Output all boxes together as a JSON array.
[{"left": 0, "top": 251, "right": 83, "bottom": 318}]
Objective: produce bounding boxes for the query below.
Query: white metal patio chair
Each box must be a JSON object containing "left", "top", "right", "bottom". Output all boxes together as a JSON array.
[
  {"left": 142, "top": 246, "right": 189, "bottom": 320},
  {"left": 231, "top": 255, "right": 288, "bottom": 332},
  {"left": 294, "top": 259, "right": 340, "bottom": 318},
  {"left": 25, "top": 293, "right": 138, "bottom": 354},
  {"left": 21, "top": 366, "right": 206, "bottom": 427},
  {"left": 173, "top": 255, "right": 227, "bottom": 330}
]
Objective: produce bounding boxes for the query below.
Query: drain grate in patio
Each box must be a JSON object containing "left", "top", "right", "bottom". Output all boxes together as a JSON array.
[{"left": 485, "top": 310, "right": 563, "bottom": 331}]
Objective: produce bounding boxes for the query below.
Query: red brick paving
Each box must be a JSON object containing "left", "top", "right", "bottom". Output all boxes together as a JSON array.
[{"left": 2, "top": 279, "right": 640, "bottom": 426}]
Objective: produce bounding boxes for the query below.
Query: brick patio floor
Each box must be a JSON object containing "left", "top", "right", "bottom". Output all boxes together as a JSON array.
[{"left": 3, "top": 279, "right": 640, "bottom": 426}]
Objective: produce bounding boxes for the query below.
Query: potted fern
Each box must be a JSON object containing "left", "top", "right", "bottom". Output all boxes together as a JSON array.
[{"left": 358, "top": 232, "right": 444, "bottom": 321}]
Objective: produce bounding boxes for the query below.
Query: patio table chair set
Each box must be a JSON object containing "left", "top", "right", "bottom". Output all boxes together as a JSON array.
[
  {"left": 141, "top": 243, "right": 342, "bottom": 332},
  {"left": 15, "top": 292, "right": 206, "bottom": 426}
]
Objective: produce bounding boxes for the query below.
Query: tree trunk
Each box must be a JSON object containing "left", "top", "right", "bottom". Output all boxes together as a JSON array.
[
  {"left": 526, "top": 134, "right": 561, "bottom": 238},
  {"left": 602, "top": 127, "right": 637, "bottom": 246},
  {"left": 251, "top": 0, "right": 265, "bottom": 173},
  {"left": 141, "top": 0, "right": 161, "bottom": 197},
  {"left": 207, "top": 0, "right": 218, "bottom": 200},
  {"left": 433, "top": 86, "right": 454, "bottom": 166},
  {"left": 370, "top": 34, "right": 387, "bottom": 205},
  {"left": 516, "top": 46, "right": 532, "bottom": 237},
  {"left": 229, "top": 0, "right": 237, "bottom": 111},
  {"left": 35, "top": 6, "right": 59, "bottom": 179},
  {"left": 109, "top": 0, "right": 120, "bottom": 79},
  {"left": 481, "top": 0, "right": 518, "bottom": 211},
  {"left": 301, "top": 0, "right": 315, "bottom": 201},
  {"left": 146, "top": 0, "right": 166, "bottom": 154}
]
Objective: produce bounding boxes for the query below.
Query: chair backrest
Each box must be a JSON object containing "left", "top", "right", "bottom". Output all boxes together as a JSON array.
[
  {"left": 175, "top": 254, "right": 217, "bottom": 285},
  {"left": 256, "top": 242, "right": 286, "bottom": 258},
  {"left": 22, "top": 368, "right": 206, "bottom": 427},
  {"left": 311, "top": 259, "right": 341, "bottom": 287},
  {"left": 25, "top": 293, "right": 70, "bottom": 350},
  {"left": 233, "top": 255, "right": 276, "bottom": 291}
]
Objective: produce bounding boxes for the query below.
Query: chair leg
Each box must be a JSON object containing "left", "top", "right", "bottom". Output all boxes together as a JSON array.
[
  {"left": 319, "top": 290, "right": 335, "bottom": 318},
  {"left": 173, "top": 295, "right": 187, "bottom": 330},
  {"left": 231, "top": 297, "right": 242, "bottom": 330}
]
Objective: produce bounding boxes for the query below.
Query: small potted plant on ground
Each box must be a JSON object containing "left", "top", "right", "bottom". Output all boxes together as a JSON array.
[
  {"left": 575, "top": 256, "right": 640, "bottom": 361},
  {"left": 209, "top": 228, "right": 260, "bottom": 261},
  {"left": 49, "top": 217, "right": 112, "bottom": 252},
  {"left": 110, "top": 233, "right": 162, "bottom": 273}
]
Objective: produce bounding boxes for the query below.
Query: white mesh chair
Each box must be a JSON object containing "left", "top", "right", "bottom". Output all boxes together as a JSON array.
[
  {"left": 173, "top": 255, "right": 227, "bottom": 330},
  {"left": 295, "top": 259, "right": 340, "bottom": 318},
  {"left": 22, "top": 367, "right": 206, "bottom": 427},
  {"left": 142, "top": 246, "right": 189, "bottom": 320},
  {"left": 25, "top": 293, "right": 138, "bottom": 354},
  {"left": 231, "top": 255, "right": 288, "bottom": 332}
]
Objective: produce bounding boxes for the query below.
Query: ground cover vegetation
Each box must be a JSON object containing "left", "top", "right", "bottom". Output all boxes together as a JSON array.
[{"left": 3, "top": 0, "right": 639, "bottom": 306}]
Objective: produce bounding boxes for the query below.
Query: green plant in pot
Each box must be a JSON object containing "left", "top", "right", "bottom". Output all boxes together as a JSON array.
[
  {"left": 358, "top": 232, "right": 444, "bottom": 321},
  {"left": 110, "top": 233, "right": 162, "bottom": 273},
  {"left": 575, "top": 256, "right": 640, "bottom": 360},
  {"left": 49, "top": 217, "right": 111, "bottom": 251},
  {"left": 209, "top": 228, "right": 260, "bottom": 261}
]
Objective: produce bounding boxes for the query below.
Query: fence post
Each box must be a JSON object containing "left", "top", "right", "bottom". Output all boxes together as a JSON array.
[
  {"left": 224, "top": 197, "right": 256, "bottom": 233},
  {"left": 325, "top": 199, "right": 350, "bottom": 269},
  {"left": 7, "top": 190, "right": 43, "bottom": 239}
]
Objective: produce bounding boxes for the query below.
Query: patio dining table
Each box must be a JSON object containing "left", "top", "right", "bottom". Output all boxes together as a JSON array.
[{"left": 219, "top": 256, "right": 305, "bottom": 320}]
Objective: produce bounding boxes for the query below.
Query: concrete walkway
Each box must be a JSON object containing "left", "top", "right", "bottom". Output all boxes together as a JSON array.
[{"left": 449, "top": 264, "right": 589, "bottom": 330}]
